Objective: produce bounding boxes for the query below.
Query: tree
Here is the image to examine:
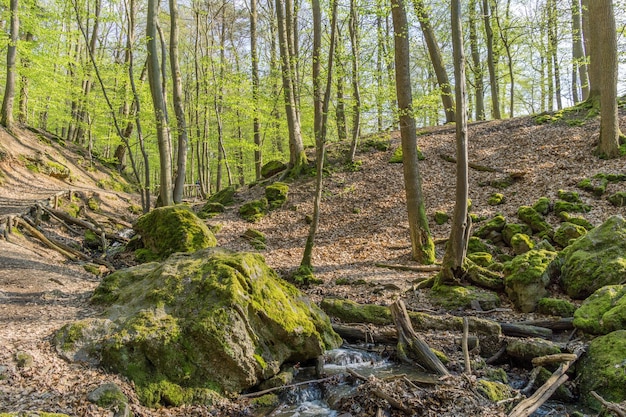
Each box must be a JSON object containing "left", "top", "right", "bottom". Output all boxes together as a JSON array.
[
  {"left": 147, "top": 0, "right": 173, "bottom": 206},
  {"left": 468, "top": 0, "right": 485, "bottom": 120},
  {"left": 439, "top": 0, "right": 470, "bottom": 284},
  {"left": 571, "top": 0, "right": 588, "bottom": 102},
  {"left": 250, "top": 0, "right": 262, "bottom": 180},
  {"left": 588, "top": 0, "right": 621, "bottom": 158},
  {"left": 413, "top": 0, "right": 455, "bottom": 123},
  {"left": 1, "top": 0, "right": 19, "bottom": 129},
  {"left": 170, "top": 0, "right": 189, "bottom": 204},
  {"left": 346, "top": 0, "right": 362, "bottom": 162},
  {"left": 482, "top": 0, "right": 501, "bottom": 119},
  {"left": 390, "top": 0, "right": 435, "bottom": 264}
]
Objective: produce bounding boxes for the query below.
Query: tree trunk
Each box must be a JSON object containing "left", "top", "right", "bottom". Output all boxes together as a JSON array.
[
  {"left": 413, "top": 0, "right": 455, "bottom": 123},
  {"left": 147, "top": 0, "right": 173, "bottom": 206},
  {"left": 18, "top": 31, "right": 33, "bottom": 124},
  {"left": 589, "top": 0, "right": 621, "bottom": 158},
  {"left": 469, "top": 0, "right": 485, "bottom": 121},
  {"left": 1, "top": 0, "right": 19, "bottom": 129},
  {"left": 581, "top": 0, "right": 599, "bottom": 102},
  {"left": 347, "top": 0, "right": 361, "bottom": 162},
  {"left": 250, "top": 0, "right": 262, "bottom": 180},
  {"left": 572, "top": 0, "right": 588, "bottom": 101},
  {"left": 439, "top": 0, "right": 470, "bottom": 285},
  {"left": 170, "top": 0, "right": 189, "bottom": 204},
  {"left": 547, "top": 0, "right": 562, "bottom": 110},
  {"left": 390, "top": 0, "right": 435, "bottom": 265},
  {"left": 482, "top": 0, "right": 501, "bottom": 119}
]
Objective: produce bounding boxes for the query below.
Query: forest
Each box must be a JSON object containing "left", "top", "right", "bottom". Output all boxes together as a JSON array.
[{"left": 0, "top": 0, "right": 625, "bottom": 416}]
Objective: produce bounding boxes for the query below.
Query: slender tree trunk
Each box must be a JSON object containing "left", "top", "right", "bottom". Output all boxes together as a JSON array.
[
  {"left": 589, "top": 0, "right": 621, "bottom": 158},
  {"left": 572, "top": 0, "right": 588, "bottom": 101},
  {"left": 482, "top": 0, "right": 501, "bottom": 119},
  {"left": 1, "top": 0, "right": 19, "bottom": 129},
  {"left": 250, "top": 0, "right": 262, "bottom": 180},
  {"left": 390, "top": 0, "right": 435, "bottom": 265},
  {"left": 268, "top": 0, "right": 284, "bottom": 155},
  {"left": 347, "top": 0, "right": 361, "bottom": 162},
  {"left": 547, "top": 0, "right": 562, "bottom": 110},
  {"left": 413, "top": 0, "right": 455, "bottom": 123},
  {"left": 469, "top": 0, "right": 484, "bottom": 120},
  {"left": 439, "top": 0, "right": 470, "bottom": 285},
  {"left": 582, "top": 0, "right": 599, "bottom": 102},
  {"left": 170, "top": 0, "right": 189, "bottom": 204},
  {"left": 18, "top": 32, "right": 33, "bottom": 124},
  {"left": 147, "top": 0, "right": 173, "bottom": 206},
  {"left": 376, "top": 7, "right": 385, "bottom": 131},
  {"left": 335, "top": 28, "right": 348, "bottom": 143}
]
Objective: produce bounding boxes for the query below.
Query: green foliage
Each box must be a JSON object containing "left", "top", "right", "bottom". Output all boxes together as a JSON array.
[
  {"left": 608, "top": 192, "right": 626, "bottom": 207},
  {"left": 389, "top": 145, "right": 425, "bottom": 163}
]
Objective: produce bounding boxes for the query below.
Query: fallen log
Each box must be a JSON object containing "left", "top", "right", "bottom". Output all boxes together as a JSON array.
[
  {"left": 390, "top": 299, "right": 450, "bottom": 376},
  {"left": 499, "top": 322, "right": 552, "bottom": 339},
  {"left": 332, "top": 323, "right": 398, "bottom": 344},
  {"left": 15, "top": 217, "right": 80, "bottom": 261},
  {"left": 375, "top": 263, "right": 441, "bottom": 273},
  {"left": 521, "top": 318, "right": 574, "bottom": 331},
  {"left": 43, "top": 206, "right": 129, "bottom": 243}
]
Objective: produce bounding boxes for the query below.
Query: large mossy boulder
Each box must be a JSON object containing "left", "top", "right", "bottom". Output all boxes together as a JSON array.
[
  {"left": 577, "top": 330, "right": 626, "bottom": 410},
  {"left": 55, "top": 249, "right": 341, "bottom": 407},
  {"left": 554, "top": 215, "right": 626, "bottom": 299},
  {"left": 503, "top": 250, "right": 557, "bottom": 313},
  {"left": 573, "top": 285, "right": 626, "bottom": 334},
  {"left": 207, "top": 185, "right": 236, "bottom": 206},
  {"left": 134, "top": 206, "right": 217, "bottom": 261},
  {"left": 265, "top": 182, "right": 289, "bottom": 210}
]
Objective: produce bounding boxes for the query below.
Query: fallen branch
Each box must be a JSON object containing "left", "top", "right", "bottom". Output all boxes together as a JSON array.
[
  {"left": 43, "top": 206, "right": 129, "bottom": 243},
  {"left": 590, "top": 391, "right": 626, "bottom": 417},
  {"left": 462, "top": 317, "right": 471, "bottom": 375},
  {"left": 499, "top": 322, "right": 552, "bottom": 339},
  {"left": 376, "top": 263, "right": 441, "bottom": 272},
  {"left": 239, "top": 375, "right": 338, "bottom": 399},
  {"left": 15, "top": 217, "right": 80, "bottom": 261},
  {"left": 531, "top": 353, "right": 578, "bottom": 368}
]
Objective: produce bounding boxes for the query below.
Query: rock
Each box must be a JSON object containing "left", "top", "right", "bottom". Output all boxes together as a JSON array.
[
  {"left": 557, "top": 211, "right": 594, "bottom": 230},
  {"left": 133, "top": 206, "right": 217, "bottom": 261},
  {"left": 537, "top": 297, "right": 577, "bottom": 318},
  {"left": 261, "top": 160, "right": 287, "bottom": 179},
  {"left": 87, "top": 383, "right": 130, "bottom": 417},
  {"left": 434, "top": 211, "right": 449, "bottom": 225},
  {"left": 320, "top": 298, "right": 392, "bottom": 325},
  {"left": 555, "top": 215, "right": 626, "bottom": 299},
  {"left": 242, "top": 228, "right": 266, "bottom": 250},
  {"left": 505, "top": 338, "right": 561, "bottom": 362},
  {"left": 517, "top": 206, "right": 553, "bottom": 238},
  {"left": 15, "top": 351, "right": 34, "bottom": 368},
  {"left": 56, "top": 249, "right": 341, "bottom": 407},
  {"left": 532, "top": 197, "right": 551, "bottom": 215},
  {"left": 467, "top": 237, "right": 494, "bottom": 254},
  {"left": 503, "top": 250, "right": 557, "bottom": 313},
  {"left": 510, "top": 233, "right": 534, "bottom": 255},
  {"left": 466, "top": 252, "right": 492, "bottom": 267},
  {"left": 476, "top": 380, "right": 513, "bottom": 402},
  {"left": 608, "top": 191, "right": 626, "bottom": 207},
  {"left": 239, "top": 198, "right": 269, "bottom": 222},
  {"left": 428, "top": 285, "right": 500, "bottom": 311},
  {"left": 557, "top": 189, "right": 581, "bottom": 203},
  {"left": 577, "top": 330, "right": 626, "bottom": 410},
  {"left": 502, "top": 223, "right": 533, "bottom": 246},
  {"left": 553, "top": 200, "right": 591, "bottom": 215},
  {"left": 573, "top": 285, "right": 626, "bottom": 334},
  {"left": 265, "top": 182, "right": 289, "bottom": 210},
  {"left": 197, "top": 202, "right": 225, "bottom": 219},
  {"left": 487, "top": 193, "right": 504, "bottom": 206},
  {"left": 553, "top": 221, "right": 587, "bottom": 247},
  {"left": 207, "top": 185, "right": 236, "bottom": 205},
  {"left": 474, "top": 214, "right": 506, "bottom": 239}
]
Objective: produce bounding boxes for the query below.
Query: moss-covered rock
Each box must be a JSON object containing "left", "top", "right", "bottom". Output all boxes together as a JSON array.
[
  {"left": 242, "top": 228, "right": 266, "bottom": 250},
  {"left": 466, "top": 252, "right": 492, "bottom": 268},
  {"left": 87, "top": 382, "right": 129, "bottom": 413},
  {"left": 517, "top": 206, "right": 553, "bottom": 238},
  {"left": 261, "top": 160, "right": 287, "bottom": 179},
  {"left": 557, "top": 190, "right": 581, "bottom": 203},
  {"left": 56, "top": 249, "right": 341, "bottom": 407},
  {"left": 510, "top": 233, "right": 534, "bottom": 255},
  {"left": 502, "top": 223, "right": 533, "bottom": 246},
  {"left": 434, "top": 211, "right": 449, "bottom": 225},
  {"left": 320, "top": 298, "right": 391, "bottom": 325},
  {"left": 506, "top": 338, "right": 561, "bottom": 362},
  {"left": 198, "top": 202, "right": 225, "bottom": 219},
  {"left": 577, "top": 330, "right": 626, "bottom": 410},
  {"left": 532, "top": 197, "right": 551, "bottom": 215},
  {"left": 503, "top": 250, "right": 557, "bottom": 313},
  {"left": 608, "top": 191, "right": 626, "bottom": 207},
  {"left": 467, "top": 237, "right": 493, "bottom": 254},
  {"left": 265, "top": 182, "right": 289, "bottom": 210},
  {"left": 474, "top": 214, "right": 506, "bottom": 239},
  {"left": 476, "top": 380, "right": 513, "bottom": 402},
  {"left": 428, "top": 285, "right": 500, "bottom": 311},
  {"left": 573, "top": 285, "right": 626, "bottom": 334},
  {"left": 577, "top": 175, "right": 609, "bottom": 196},
  {"left": 84, "top": 229, "right": 101, "bottom": 250},
  {"left": 389, "top": 146, "right": 425, "bottom": 163},
  {"left": 134, "top": 206, "right": 217, "bottom": 261},
  {"left": 207, "top": 186, "right": 236, "bottom": 206},
  {"left": 239, "top": 198, "right": 269, "bottom": 222},
  {"left": 553, "top": 222, "right": 586, "bottom": 248},
  {"left": 556, "top": 211, "right": 594, "bottom": 230},
  {"left": 537, "top": 297, "right": 577, "bottom": 317},
  {"left": 487, "top": 193, "right": 504, "bottom": 206},
  {"left": 553, "top": 200, "right": 591, "bottom": 215},
  {"left": 556, "top": 215, "right": 626, "bottom": 299}
]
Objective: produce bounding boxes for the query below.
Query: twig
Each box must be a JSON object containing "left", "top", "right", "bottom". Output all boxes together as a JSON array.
[
  {"left": 462, "top": 316, "right": 471, "bottom": 374},
  {"left": 375, "top": 263, "right": 441, "bottom": 272},
  {"left": 590, "top": 391, "right": 626, "bottom": 417},
  {"left": 486, "top": 344, "right": 507, "bottom": 365}
]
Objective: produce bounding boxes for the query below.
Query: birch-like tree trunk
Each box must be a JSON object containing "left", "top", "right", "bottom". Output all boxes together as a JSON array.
[{"left": 1, "top": 0, "right": 19, "bottom": 129}]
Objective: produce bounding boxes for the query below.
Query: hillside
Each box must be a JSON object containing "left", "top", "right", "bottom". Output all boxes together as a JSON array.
[{"left": 0, "top": 111, "right": 625, "bottom": 416}]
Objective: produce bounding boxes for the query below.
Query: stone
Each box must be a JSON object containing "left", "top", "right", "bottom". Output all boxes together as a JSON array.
[
  {"left": 207, "top": 186, "right": 236, "bottom": 205},
  {"left": 265, "top": 182, "right": 289, "bottom": 210},
  {"left": 474, "top": 215, "right": 506, "bottom": 239},
  {"left": 557, "top": 190, "right": 581, "bottom": 203},
  {"left": 55, "top": 249, "right": 341, "bottom": 407},
  {"left": 536, "top": 297, "right": 577, "bottom": 318},
  {"left": 532, "top": 197, "right": 551, "bottom": 215},
  {"left": 87, "top": 383, "right": 130, "bottom": 417},
  {"left": 261, "top": 160, "right": 287, "bottom": 179},
  {"left": 517, "top": 206, "right": 553, "bottom": 238},
  {"left": 428, "top": 285, "right": 501, "bottom": 311},
  {"left": 608, "top": 191, "right": 626, "bottom": 207},
  {"left": 239, "top": 198, "right": 269, "bottom": 222},
  {"left": 555, "top": 215, "right": 626, "bottom": 299},
  {"left": 133, "top": 206, "right": 217, "bottom": 261},
  {"left": 487, "top": 193, "right": 504, "bottom": 206},
  {"left": 553, "top": 200, "right": 591, "bottom": 215},
  {"left": 505, "top": 338, "right": 561, "bottom": 362},
  {"left": 510, "top": 233, "right": 534, "bottom": 255},
  {"left": 577, "top": 330, "right": 626, "bottom": 410},
  {"left": 553, "top": 221, "right": 587, "bottom": 247},
  {"left": 573, "top": 285, "right": 626, "bottom": 334},
  {"left": 502, "top": 223, "right": 533, "bottom": 246},
  {"left": 434, "top": 211, "right": 449, "bottom": 225},
  {"left": 466, "top": 252, "right": 492, "bottom": 267},
  {"left": 503, "top": 250, "right": 557, "bottom": 313}
]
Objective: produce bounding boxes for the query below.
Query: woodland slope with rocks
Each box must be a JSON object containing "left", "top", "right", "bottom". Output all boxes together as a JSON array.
[{"left": 1, "top": 109, "right": 626, "bottom": 416}]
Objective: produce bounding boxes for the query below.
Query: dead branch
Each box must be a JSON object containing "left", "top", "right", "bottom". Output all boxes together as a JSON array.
[
  {"left": 43, "top": 206, "right": 129, "bottom": 243},
  {"left": 590, "top": 391, "right": 626, "bottom": 417},
  {"left": 462, "top": 317, "right": 471, "bottom": 375},
  {"left": 498, "top": 322, "right": 552, "bottom": 339},
  {"left": 238, "top": 375, "right": 338, "bottom": 399},
  {"left": 15, "top": 217, "right": 80, "bottom": 261},
  {"left": 531, "top": 353, "right": 578, "bottom": 368},
  {"left": 376, "top": 263, "right": 441, "bottom": 272}
]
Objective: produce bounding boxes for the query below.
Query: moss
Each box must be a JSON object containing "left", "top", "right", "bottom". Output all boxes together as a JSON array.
[
  {"left": 578, "top": 330, "right": 626, "bottom": 410},
  {"left": 87, "top": 197, "right": 101, "bottom": 212},
  {"left": 537, "top": 298, "right": 576, "bottom": 317},
  {"left": 502, "top": 223, "right": 533, "bottom": 246},
  {"left": 557, "top": 211, "right": 594, "bottom": 230},
  {"left": 506, "top": 338, "right": 561, "bottom": 362},
  {"left": 474, "top": 214, "right": 506, "bottom": 239},
  {"left": 510, "top": 233, "right": 534, "bottom": 255},
  {"left": 239, "top": 198, "right": 269, "bottom": 222},
  {"left": 431, "top": 349, "right": 449, "bottom": 364},
  {"left": 251, "top": 394, "right": 280, "bottom": 407},
  {"left": 608, "top": 191, "right": 626, "bottom": 207},
  {"left": 517, "top": 206, "right": 553, "bottom": 237},
  {"left": 265, "top": 182, "right": 289, "bottom": 210},
  {"left": 242, "top": 229, "right": 266, "bottom": 250},
  {"left": 207, "top": 186, "right": 236, "bottom": 205},
  {"left": 577, "top": 176, "right": 609, "bottom": 196},
  {"left": 363, "top": 137, "right": 391, "bottom": 152},
  {"left": 532, "top": 197, "right": 551, "bottom": 215},
  {"left": 434, "top": 211, "right": 449, "bottom": 225},
  {"left": 573, "top": 285, "right": 626, "bottom": 334},
  {"left": 487, "top": 193, "right": 504, "bottom": 206},
  {"left": 389, "top": 145, "right": 425, "bottom": 163},
  {"left": 198, "top": 202, "right": 225, "bottom": 219},
  {"left": 320, "top": 298, "right": 392, "bottom": 325},
  {"left": 134, "top": 206, "right": 217, "bottom": 260},
  {"left": 87, "top": 383, "right": 128, "bottom": 409},
  {"left": 553, "top": 222, "right": 587, "bottom": 247},
  {"left": 97, "top": 177, "right": 133, "bottom": 193},
  {"left": 557, "top": 190, "right": 581, "bottom": 203},
  {"left": 467, "top": 252, "right": 492, "bottom": 267},
  {"left": 553, "top": 200, "right": 591, "bottom": 215},
  {"left": 503, "top": 250, "right": 557, "bottom": 312},
  {"left": 83, "top": 263, "right": 103, "bottom": 276},
  {"left": 128, "top": 204, "right": 143, "bottom": 215},
  {"left": 261, "top": 160, "right": 287, "bottom": 179},
  {"left": 477, "top": 380, "right": 512, "bottom": 402},
  {"left": 429, "top": 285, "right": 500, "bottom": 310},
  {"left": 15, "top": 351, "right": 34, "bottom": 368},
  {"left": 84, "top": 229, "right": 101, "bottom": 249}
]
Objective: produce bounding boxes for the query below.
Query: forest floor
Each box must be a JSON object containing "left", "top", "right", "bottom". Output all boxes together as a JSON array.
[{"left": 0, "top": 108, "right": 625, "bottom": 416}]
